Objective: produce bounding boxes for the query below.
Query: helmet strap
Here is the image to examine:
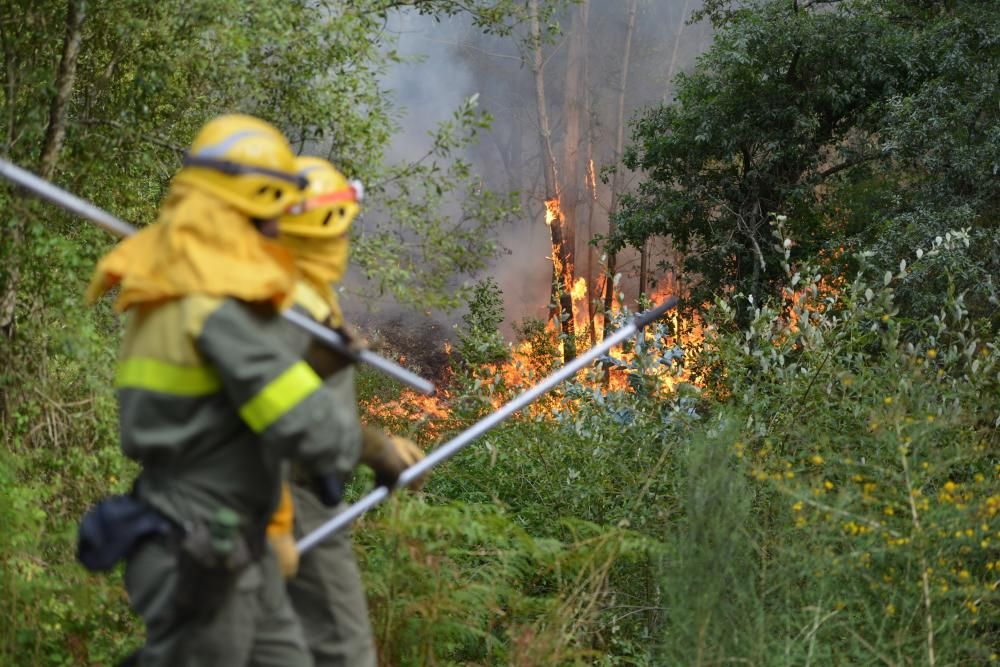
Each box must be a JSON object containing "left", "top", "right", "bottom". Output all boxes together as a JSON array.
[{"left": 183, "top": 154, "right": 309, "bottom": 190}]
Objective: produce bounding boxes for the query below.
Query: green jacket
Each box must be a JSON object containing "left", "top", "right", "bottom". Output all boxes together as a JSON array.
[
  {"left": 115, "top": 294, "right": 359, "bottom": 531},
  {"left": 281, "top": 281, "right": 362, "bottom": 489}
]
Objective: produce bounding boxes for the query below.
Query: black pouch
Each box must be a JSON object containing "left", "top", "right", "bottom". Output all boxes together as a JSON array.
[
  {"left": 174, "top": 517, "right": 255, "bottom": 618},
  {"left": 77, "top": 495, "right": 173, "bottom": 572}
]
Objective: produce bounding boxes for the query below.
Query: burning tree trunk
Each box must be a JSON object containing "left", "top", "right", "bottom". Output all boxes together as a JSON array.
[
  {"left": 585, "top": 151, "right": 598, "bottom": 347},
  {"left": 529, "top": 0, "right": 576, "bottom": 361},
  {"left": 601, "top": 0, "right": 638, "bottom": 339},
  {"left": 577, "top": 0, "right": 597, "bottom": 347},
  {"left": 557, "top": 1, "right": 588, "bottom": 358}
]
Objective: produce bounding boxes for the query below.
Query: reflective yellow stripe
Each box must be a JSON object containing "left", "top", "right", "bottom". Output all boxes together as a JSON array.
[
  {"left": 115, "top": 358, "right": 221, "bottom": 396},
  {"left": 239, "top": 361, "right": 321, "bottom": 433}
]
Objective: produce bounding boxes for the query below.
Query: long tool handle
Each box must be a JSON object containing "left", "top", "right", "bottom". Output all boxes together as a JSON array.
[
  {"left": 0, "top": 158, "right": 434, "bottom": 395},
  {"left": 297, "top": 296, "right": 679, "bottom": 553},
  {"left": 282, "top": 310, "right": 433, "bottom": 395}
]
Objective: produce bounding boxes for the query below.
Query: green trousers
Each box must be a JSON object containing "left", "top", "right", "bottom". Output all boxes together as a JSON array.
[
  {"left": 288, "top": 485, "right": 377, "bottom": 667},
  {"left": 124, "top": 536, "right": 311, "bottom": 666}
]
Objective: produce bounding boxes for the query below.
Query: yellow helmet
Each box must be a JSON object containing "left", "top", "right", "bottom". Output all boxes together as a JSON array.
[
  {"left": 279, "top": 156, "right": 362, "bottom": 238},
  {"left": 173, "top": 114, "right": 307, "bottom": 220}
]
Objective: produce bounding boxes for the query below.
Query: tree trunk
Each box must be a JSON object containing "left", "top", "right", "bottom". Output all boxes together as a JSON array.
[
  {"left": 556, "top": 2, "right": 587, "bottom": 360},
  {"left": 1, "top": 0, "right": 86, "bottom": 334},
  {"left": 601, "top": 0, "right": 638, "bottom": 338},
  {"left": 579, "top": 0, "right": 599, "bottom": 347},
  {"left": 638, "top": 240, "right": 648, "bottom": 300},
  {"left": 529, "top": 0, "right": 577, "bottom": 361},
  {"left": 663, "top": 0, "right": 693, "bottom": 101}
]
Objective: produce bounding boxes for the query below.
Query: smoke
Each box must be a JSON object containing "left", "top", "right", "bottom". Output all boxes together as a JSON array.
[
  {"left": 379, "top": 12, "right": 478, "bottom": 165},
  {"left": 342, "top": 1, "right": 710, "bottom": 346},
  {"left": 340, "top": 10, "right": 479, "bottom": 338}
]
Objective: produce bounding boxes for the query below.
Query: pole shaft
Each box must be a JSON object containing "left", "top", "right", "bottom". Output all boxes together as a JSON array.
[
  {"left": 282, "top": 309, "right": 434, "bottom": 395},
  {"left": 0, "top": 159, "right": 134, "bottom": 238},
  {"left": 297, "top": 297, "right": 678, "bottom": 553},
  {"left": 0, "top": 158, "right": 434, "bottom": 395}
]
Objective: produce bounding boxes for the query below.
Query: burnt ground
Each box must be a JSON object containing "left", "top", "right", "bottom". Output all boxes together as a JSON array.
[{"left": 352, "top": 311, "right": 456, "bottom": 382}]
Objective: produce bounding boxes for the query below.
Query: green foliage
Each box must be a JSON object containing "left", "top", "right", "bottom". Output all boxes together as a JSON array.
[
  {"left": 358, "top": 225, "right": 998, "bottom": 664},
  {"left": 0, "top": 378, "right": 138, "bottom": 665},
  {"left": 0, "top": 1, "right": 538, "bottom": 662},
  {"left": 655, "top": 231, "right": 1000, "bottom": 664},
  {"left": 618, "top": 0, "right": 905, "bottom": 315},
  {"left": 353, "top": 97, "right": 520, "bottom": 310},
  {"left": 618, "top": 0, "right": 1000, "bottom": 323},
  {"left": 657, "top": 419, "right": 764, "bottom": 664},
  {"left": 457, "top": 277, "right": 509, "bottom": 366},
  {"left": 358, "top": 498, "right": 658, "bottom": 665}
]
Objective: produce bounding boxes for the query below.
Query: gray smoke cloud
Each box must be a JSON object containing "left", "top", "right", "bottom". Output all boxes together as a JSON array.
[{"left": 342, "top": 1, "right": 710, "bottom": 346}]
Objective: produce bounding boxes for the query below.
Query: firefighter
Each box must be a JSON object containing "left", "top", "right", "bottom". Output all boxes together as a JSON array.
[
  {"left": 266, "top": 156, "right": 425, "bottom": 667},
  {"left": 84, "top": 115, "right": 358, "bottom": 666}
]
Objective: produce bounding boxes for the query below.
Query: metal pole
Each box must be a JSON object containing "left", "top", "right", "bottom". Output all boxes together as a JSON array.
[
  {"left": 0, "top": 158, "right": 434, "bottom": 395},
  {"left": 282, "top": 309, "right": 433, "bottom": 395},
  {"left": 297, "top": 296, "right": 678, "bottom": 553}
]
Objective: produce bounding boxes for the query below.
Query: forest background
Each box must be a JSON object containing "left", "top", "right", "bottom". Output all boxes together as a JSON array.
[{"left": 0, "top": 0, "right": 998, "bottom": 665}]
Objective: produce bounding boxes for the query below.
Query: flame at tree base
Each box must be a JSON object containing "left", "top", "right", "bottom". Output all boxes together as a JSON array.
[{"left": 362, "top": 292, "right": 704, "bottom": 441}]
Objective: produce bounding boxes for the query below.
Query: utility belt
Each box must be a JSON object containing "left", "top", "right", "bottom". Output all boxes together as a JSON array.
[{"left": 78, "top": 493, "right": 266, "bottom": 618}]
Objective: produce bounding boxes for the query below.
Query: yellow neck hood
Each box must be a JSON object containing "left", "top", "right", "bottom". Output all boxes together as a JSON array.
[{"left": 87, "top": 183, "right": 297, "bottom": 311}]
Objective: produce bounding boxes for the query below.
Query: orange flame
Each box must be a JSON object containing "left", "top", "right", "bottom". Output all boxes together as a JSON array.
[
  {"left": 586, "top": 159, "right": 597, "bottom": 201},
  {"left": 362, "top": 295, "right": 708, "bottom": 439},
  {"left": 362, "top": 246, "right": 852, "bottom": 439},
  {"left": 544, "top": 198, "right": 560, "bottom": 226}
]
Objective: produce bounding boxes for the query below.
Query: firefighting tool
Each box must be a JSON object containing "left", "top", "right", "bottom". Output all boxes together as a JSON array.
[
  {"left": 0, "top": 158, "right": 434, "bottom": 395},
  {"left": 296, "top": 296, "right": 679, "bottom": 554}
]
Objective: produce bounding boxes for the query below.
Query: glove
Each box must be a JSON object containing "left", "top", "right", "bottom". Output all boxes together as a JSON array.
[
  {"left": 268, "top": 532, "right": 299, "bottom": 579},
  {"left": 360, "top": 426, "right": 427, "bottom": 491},
  {"left": 304, "top": 323, "right": 369, "bottom": 378},
  {"left": 336, "top": 322, "right": 369, "bottom": 355}
]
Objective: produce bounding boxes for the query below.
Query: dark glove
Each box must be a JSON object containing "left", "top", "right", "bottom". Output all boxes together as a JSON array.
[
  {"left": 314, "top": 473, "right": 346, "bottom": 507},
  {"left": 304, "top": 324, "right": 368, "bottom": 378},
  {"left": 336, "top": 322, "right": 369, "bottom": 355},
  {"left": 360, "top": 426, "right": 427, "bottom": 490}
]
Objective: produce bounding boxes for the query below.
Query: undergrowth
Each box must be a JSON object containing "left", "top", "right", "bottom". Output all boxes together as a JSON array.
[{"left": 2, "top": 229, "right": 997, "bottom": 664}]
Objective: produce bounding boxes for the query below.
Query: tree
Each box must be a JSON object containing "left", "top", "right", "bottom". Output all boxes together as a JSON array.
[
  {"left": 617, "top": 0, "right": 999, "bottom": 324},
  {"left": 600, "top": 0, "right": 637, "bottom": 334},
  {"left": 528, "top": 0, "right": 579, "bottom": 361}
]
